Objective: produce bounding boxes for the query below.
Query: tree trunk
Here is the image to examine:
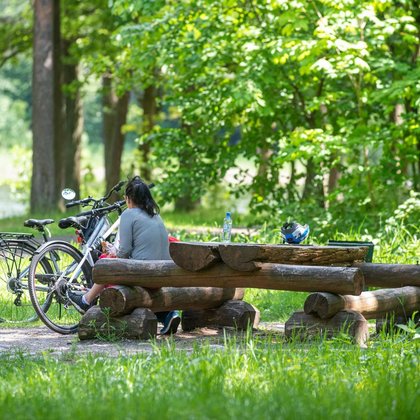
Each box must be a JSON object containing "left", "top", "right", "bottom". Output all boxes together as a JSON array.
[
  {"left": 138, "top": 84, "right": 157, "bottom": 181},
  {"left": 93, "top": 259, "right": 365, "bottom": 295},
  {"left": 354, "top": 263, "right": 420, "bottom": 288},
  {"left": 102, "top": 75, "right": 130, "bottom": 199},
  {"left": 304, "top": 286, "right": 420, "bottom": 319},
  {"left": 302, "top": 158, "right": 325, "bottom": 208},
  {"left": 31, "top": 0, "right": 62, "bottom": 212},
  {"left": 61, "top": 39, "right": 82, "bottom": 199},
  {"left": 99, "top": 285, "right": 244, "bottom": 316}
]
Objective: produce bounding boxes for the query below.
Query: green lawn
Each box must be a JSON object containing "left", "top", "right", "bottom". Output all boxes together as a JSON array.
[{"left": 0, "top": 334, "right": 418, "bottom": 419}]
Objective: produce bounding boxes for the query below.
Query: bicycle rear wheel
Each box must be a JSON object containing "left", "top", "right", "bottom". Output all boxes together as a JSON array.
[
  {"left": 28, "top": 241, "right": 93, "bottom": 334},
  {"left": 0, "top": 236, "right": 46, "bottom": 323}
]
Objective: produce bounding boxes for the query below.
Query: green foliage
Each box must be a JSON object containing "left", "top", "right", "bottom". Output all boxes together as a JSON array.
[
  {"left": 1, "top": 0, "right": 419, "bottom": 234},
  {"left": 107, "top": 0, "right": 419, "bottom": 224},
  {"left": 396, "top": 312, "right": 420, "bottom": 340}
]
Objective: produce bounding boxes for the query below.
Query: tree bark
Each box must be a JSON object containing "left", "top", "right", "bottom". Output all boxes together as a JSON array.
[
  {"left": 102, "top": 75, "right": 130, "bottom": 199},
  {"left": 99, "top": 285, "right": 245, "bottom": 316},
  {"left": 285, "top": 310, "right": 369, "bottom": 346},
  {"left": 218, "top": 243, "right": 368, "bottom": 271},
  {"left": 302, "top": 158, "right": 325, "bottom": 208},
  {"left": 93, "top": 259, "right": 365, "bottom": 295},
  {"left": 354, "top": 263, "right": 420, "bottom": 288},
  {"left": 138, "top": 84, "right": 157, "bottom": 181},
  {"left": 181, "top": 300, "right": 260, "bottom": 331},
  {"left": 78, "top": 306, "right": 157, "bottom": 340},
  {"left": 170, "top": 242, "right": 368, "bottom": 272},
  {"left": 304, "top": 286, "right": 420, "bottom": 319},
  {"left": 169, "top": 242, "right": 221, "bottom": 271},
  {"left": 61, "top": 39, "right": 82, "bottom": 199},
  {"left": 31, "top": 0, "right": 62, "bottom": 212}
]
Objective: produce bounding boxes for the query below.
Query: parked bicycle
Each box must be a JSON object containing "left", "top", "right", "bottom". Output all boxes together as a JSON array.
[
  {"left": 0, "top": 181, "right": 125, "bottom": 325},
  {"left": 28, "top": 192, "right": 129, "bottom": 334},
  {"left": 0, "top": 220, "right": 53, "bottom": 323}
]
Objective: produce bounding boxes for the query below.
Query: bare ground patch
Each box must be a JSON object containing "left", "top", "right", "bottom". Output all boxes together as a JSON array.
[{"left": 0, "top": 323, "right": 285, "bottom": 358}]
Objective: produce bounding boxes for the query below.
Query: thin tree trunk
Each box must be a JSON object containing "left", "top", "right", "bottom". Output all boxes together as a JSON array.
[
  {"left": 138, "top": 84, "right": 157, "bottom": 181},
  {"left": 53, "top": 1, "right": 64, "bottom": 206},
  {"left": 102, "top": 75, "right": 130, "bottom": 198},
  {"left": 61, "top": 39, "right": 82, "bottom": 198},
  {"left": 31, "top": 0, "right": 62, "bottom": 212},
  {"left": 302, "top": 158, "right": 325, "bottom": 207}
]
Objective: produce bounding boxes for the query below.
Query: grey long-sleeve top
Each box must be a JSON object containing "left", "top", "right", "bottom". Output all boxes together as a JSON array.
[{"left": 116, "top": 207, "right": 171, "bottom": 261}]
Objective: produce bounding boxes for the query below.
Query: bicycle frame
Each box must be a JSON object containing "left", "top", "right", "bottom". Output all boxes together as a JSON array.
[{"left": 67, "top": 216, "right": 121, "bottom": 284}]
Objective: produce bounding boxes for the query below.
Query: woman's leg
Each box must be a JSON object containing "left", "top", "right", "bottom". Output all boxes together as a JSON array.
[
  {"left": 157, "top": 311, "right": 181, "bottom": 335},
  {"left": 84, "top": 283, "right": 106, "bottom": 304}
]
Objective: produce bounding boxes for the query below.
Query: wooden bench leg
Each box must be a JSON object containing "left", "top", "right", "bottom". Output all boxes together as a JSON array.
[
  {"left": 181, "top": 300, "right": 260, "bottom": 331},
  {"left": 285, "top": 310, "right": 369, "bottom": 346},
  {"left": 78, "top": 306, "right": 158, "bottom": 340}
]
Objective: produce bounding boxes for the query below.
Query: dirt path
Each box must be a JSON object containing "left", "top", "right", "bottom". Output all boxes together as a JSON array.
[{"left": 0, "top": 323, "right": 285, "bottom": 358}]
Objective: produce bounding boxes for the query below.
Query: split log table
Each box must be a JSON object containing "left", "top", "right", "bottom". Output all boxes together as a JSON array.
[{"left": 169, "top": 241, "right": 369, "bottom": 272}]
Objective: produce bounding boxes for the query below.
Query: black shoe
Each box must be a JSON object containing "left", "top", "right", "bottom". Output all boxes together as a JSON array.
[
  {"left": 160, "top": 311, "right": 181, "bottom": 335},
  {"left": 67, "top": 291, "right": 92, "bottom": 314}
]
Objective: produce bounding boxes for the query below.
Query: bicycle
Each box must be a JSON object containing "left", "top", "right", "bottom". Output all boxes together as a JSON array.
[
  {"left": 0, "top": 220, "right": 53, "bottom": 323},
  {"left": 28, "top": 197, "right": 127, "bottom": 334},
  {"left": 0, "top": 181, "right": 126, "bottom": 325}
]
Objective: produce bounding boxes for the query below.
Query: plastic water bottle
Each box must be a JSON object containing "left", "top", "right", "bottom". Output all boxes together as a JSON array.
[{"left": 222, "top": 212, "right": 233, "bottom": 243}]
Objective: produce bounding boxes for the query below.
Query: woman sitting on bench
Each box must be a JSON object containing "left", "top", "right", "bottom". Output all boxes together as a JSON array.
[{"left": 68, "top": 176, "right": 181, "bottom": 335}]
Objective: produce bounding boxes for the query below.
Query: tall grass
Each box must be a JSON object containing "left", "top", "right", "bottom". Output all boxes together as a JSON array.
[{"left": 0, "top": 334, "right": 418, "bottom": 419}]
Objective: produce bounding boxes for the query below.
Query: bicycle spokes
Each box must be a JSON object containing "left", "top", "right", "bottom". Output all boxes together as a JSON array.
[
  {"left": 28, "top": 241, "right": 92, "bottom": 334},
  {"left": 0, "top": 240, "right": 39, "bottom": 323}
]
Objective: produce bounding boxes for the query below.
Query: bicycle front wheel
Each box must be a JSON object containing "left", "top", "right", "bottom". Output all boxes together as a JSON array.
[
  {"left": 0, "top": 238, "right": 46, "bottom": 323},
  {"left": 28, "top": 241, "right": 93, "bottom": 334}
]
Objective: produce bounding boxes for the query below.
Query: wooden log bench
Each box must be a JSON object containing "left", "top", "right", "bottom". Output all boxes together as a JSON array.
[
  {"left": 303, "top": 286, "right": 420, "bottom": 320},
  {"left": 79, "top": 279, "right": 254, "bottom": 340},
  {"left": 353, "top": 263, "right": 420, "bottom": 288},
  {"left": 79, "top": 241, "right": 419, "bottom": 343},
  {"left": 99, "top": 285, "right": 245, "bottom": 317},
  {"left": 92, "top": 259, "right": 365, "bottom": 295}
]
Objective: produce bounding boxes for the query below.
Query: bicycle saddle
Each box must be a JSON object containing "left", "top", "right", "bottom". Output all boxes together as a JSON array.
[
  {"left": 24, "top": 219, "right": 55, "bottom": 229},
  {"left": 58, "top": 216, "right": 89, "bottom": 230}
]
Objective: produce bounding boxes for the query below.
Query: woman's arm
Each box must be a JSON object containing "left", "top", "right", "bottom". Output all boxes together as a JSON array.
[{"left": 116, "top": 210, "right": 134, "bottom": 258}]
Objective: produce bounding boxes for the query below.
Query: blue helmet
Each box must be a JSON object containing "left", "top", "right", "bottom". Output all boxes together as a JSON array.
[{"left": 281, "top": 222, "right": 310, "bottom": 244}]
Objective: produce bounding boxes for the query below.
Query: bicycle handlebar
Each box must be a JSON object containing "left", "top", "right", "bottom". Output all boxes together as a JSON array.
[
  {"left": 65, "top": 197, "right": 95, "bottom": 209},
  {"left": 66, "top": 181, "right": 154, "bottom": 213},
  {"left": 77, "top": 200, "right": 126, "bottom": 217}
]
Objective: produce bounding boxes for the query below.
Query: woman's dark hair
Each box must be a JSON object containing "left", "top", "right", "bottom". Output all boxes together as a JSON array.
[{"left": 125, "top": 176, "right": 160, "bottom": 217}]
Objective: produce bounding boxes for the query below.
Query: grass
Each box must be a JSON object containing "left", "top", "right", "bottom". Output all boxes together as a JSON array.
[{"left": 0, "top": 334, "right": 418, "bottom": 419}]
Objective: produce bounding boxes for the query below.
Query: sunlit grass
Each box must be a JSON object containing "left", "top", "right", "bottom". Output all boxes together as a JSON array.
[{"left": 0, "top": 334, "right": 418, "bottom": 419}]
